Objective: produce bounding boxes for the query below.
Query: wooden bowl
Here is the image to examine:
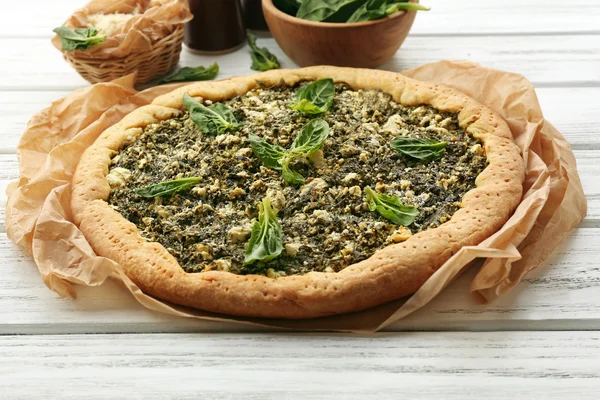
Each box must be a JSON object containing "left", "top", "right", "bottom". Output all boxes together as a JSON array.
[{"left": 262, "top": 0, "right": 419, "bottom": 68}]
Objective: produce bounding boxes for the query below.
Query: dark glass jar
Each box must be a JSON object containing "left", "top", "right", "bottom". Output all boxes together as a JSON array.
[
  {"left": 184, "top": 0, "right": 246, "bottom": 53},
  {"left": 243, "top": 0, "right": 269, "bottom": 31}
]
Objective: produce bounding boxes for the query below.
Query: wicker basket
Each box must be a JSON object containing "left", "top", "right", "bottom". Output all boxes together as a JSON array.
[{"left": 62, "top": 24, "right": 184, "bottom": 85}]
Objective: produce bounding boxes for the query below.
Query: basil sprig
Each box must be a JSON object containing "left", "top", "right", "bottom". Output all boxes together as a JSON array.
[
  {"left": 136, "top": 177, "right": 202, "bottom": 198},
  {"left": 244, "top": 197, "right": 284, "bottom": 265},
  {"left": 248, "top": 32, "right": 280, "bottom": 72},
  {"left": 385, "top": 1, "right": 430, "bottom": 16},
  {"left": 159, "top": 63, "right": 219, "bottom": 84},
  {"left": 348, "top": 0, "right": 430, "bottom": 22},
  {"left": 365, "top": 186, "right": 418, "bottom": 226},
  {"left": 390, "top": 136, "right": 447, "bottom": 161},
  {"left": 53, "top": 27, "right": 105, "bottom": 51},
  {"left": 289, "top": 0, "right": 429, "bottom": 23},
  {"left": 250, "top": 119, "right": 330, "bottom": 185},
  {"left": 183, "top": 93, "right": 240, "bottom": 135},
  {"left": 290, "top": 79, "right": 335, "bottom": 115}
]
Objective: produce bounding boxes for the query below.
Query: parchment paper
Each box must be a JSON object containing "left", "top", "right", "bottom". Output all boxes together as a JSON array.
[
  {"left": 5, "top": 61, "right": 587, "bottom": 332},
  {"left": 51, "top": 0, "right": 192, "bottom": 59}
]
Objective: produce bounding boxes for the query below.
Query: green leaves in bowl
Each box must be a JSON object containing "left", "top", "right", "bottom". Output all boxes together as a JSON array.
[
  {"left": 183, "top": 93, "right": 240, "bottom": 135},
  {"left": 159, "top": 63, "right": 219, "bottom": 84},
  {"left": 285, "top": 0, "right": 429, "bottom": 23},
  {"left": 390, "top": 136, "right": 447, "bottom": 161},
  {"left": 244, "top": 196, "right": 284, "bottom": 265},
  {"left": 290, "top": 79, "right": 335, "bottom": 115},
  {"left": 135, "top": 177, "right": 202, "bottom": 198},
  {"left": 53, "top": 27, "right": 105, "bottom": 51},
  {"left": 273, "top": 0, "right": 302, "bottom": 15},
  {"left": 250, "top": 119, "right": 330, "bottom": 185},
  {"left": 248, "top": 32, "right": 280, "bottom": 72},
  {"left": 364, "top": 186, "right": 418, "bottom": 226}
]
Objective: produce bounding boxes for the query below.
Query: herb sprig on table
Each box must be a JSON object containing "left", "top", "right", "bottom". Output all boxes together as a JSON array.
[
  {"left": 53, "top": 27, "right": 106, "bottom": 51},
  {"left": 251, "top": 118, "right": 330, "bottom": 185},
  {"left": 248, "top": 32, "right": 280, "bottom": 71},
  {"left": 275, "top": 0, "right": 430, "bottom": 23},
  {"left": 159, "top": 63, "right": 219, "bottom": 84}
]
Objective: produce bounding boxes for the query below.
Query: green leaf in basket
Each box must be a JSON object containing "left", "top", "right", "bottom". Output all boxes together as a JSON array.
[{"left": 53, "top": 27, "right": 106, "bottom": 51}]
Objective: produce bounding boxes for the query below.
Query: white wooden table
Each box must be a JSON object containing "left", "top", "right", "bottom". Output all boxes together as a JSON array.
[{"left": 1, "top": 1, "right": 599, "bottom": 397}]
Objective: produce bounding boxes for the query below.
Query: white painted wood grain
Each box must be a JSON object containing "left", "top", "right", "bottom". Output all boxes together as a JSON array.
[
  {"left": 1, "top": 0, "right": 598, "bottom": 38},
  {"left": 0, "top": 332, "right": 599, "bottom": 399},
  {"left": 0, "top": 225, "right": 598, "bottom": 334},
  {"left": 1, "top": 33, "right": 599, "bottom": 92}
]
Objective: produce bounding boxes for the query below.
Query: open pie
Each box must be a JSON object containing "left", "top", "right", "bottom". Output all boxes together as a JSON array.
[{"left": 72, "top": 66, "right": 524, "bottom": 319}]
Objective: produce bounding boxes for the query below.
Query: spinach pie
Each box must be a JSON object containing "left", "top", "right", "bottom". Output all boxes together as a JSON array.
[{"left": 72, "top": 66, "right": 524, "bottom": 318}]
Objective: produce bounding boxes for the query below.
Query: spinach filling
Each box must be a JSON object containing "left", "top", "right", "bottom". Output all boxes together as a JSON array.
[{"left": 107, "top": 82, "right": 487, "bottom": 276}]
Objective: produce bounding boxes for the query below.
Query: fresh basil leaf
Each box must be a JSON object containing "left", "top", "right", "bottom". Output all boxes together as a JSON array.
[
  {"left": 386, "top": 1, "right": 430, "bottom": 15},
  {"left": 290, "top": 79, "right": 335, "bottom": 115},
  {"left": 53, "top": 27, "right": 105, "bottom": 51},
  {"left": 273, "top": 0, "right": 302, "bottom": 15},
  {"left": 390, "top": 136, "right": 447, "bottom": 161},
  {"left": 289, "top": 118, "right": 330, "bottom": 156},
  {"left": 183, "top": 93, "right": 240, "bottom": 135},
  {"left": 249, "top": 134, "right": 287, "bottom": 170},
  {"left": 247, "top": 32, "right": 280, "bottom": 72},
  {"left": 365, "top": 186, "right": 418, "bottom": 226},
  {"left": 280, "top": 157, "right": 306, "bottom": 185},
  {"left": 347, "top": 0, "right": 388, "bottom": 22},
  {"left": 135, "top": 177, "right": 202, "bottom": 198},
  {"left": 159, "top": 63, "right": 219, "bottom": 84},
  {"left": 250, "top": 119, "right": 330, "bottom": 185},
  {"left": 244, "top": 197, "right": 284, "bottom": 265},
  {"left": 297, "top": 0, "right": 366, "bottom": 22}
]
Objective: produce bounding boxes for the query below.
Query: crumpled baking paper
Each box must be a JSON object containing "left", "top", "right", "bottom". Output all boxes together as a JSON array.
[
  {"left": 5, "top": 61, "right": 587, "bottom": 332},
  {"left": 51, "top": 0, "right": 192, "bottom": 59}
]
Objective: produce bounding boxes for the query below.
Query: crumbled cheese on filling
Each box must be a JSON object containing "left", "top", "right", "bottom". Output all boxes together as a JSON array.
[
  {"left": 87, "top": 10, "right": 139, "bottom": 36},
  {"left": 107, "top": 83, "right": 488, "bottom": 276}
]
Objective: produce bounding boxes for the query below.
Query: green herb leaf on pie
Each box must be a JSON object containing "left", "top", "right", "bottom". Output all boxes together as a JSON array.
[
  {"left": 183, "top": 93, "right": 240, "bottom": 135},
  {"left": 289, "top": 118, "right": 330, "bottom": 156},
  {"left": 53, "top": 27, "right": 106, "bottom": 51},
  {"left": 248, "top": 32, "right": 281, "bottom": 72},
  {"left": 244, "top": 197, "right": 284, "bottom": 265},
  {"left": 390, "top": 136, "right": 447, "bottom": 161},
  {"left": 250, "top": 119, "right": 329, "bottom": 185},
  {"left": 135, "top": 177, "right": 203, "bottom": 198},
  {"left": 290, "top": 79, "right": 335, "bottom": 115},
  {"left": 249, "top": 134, "right": 287, "bottom": 170},
  {"left": 280, "top": 157, "right": 307, "bottom": 185},
  {"left": 364, "top": 186, "right": 418, "bottom": 226},
  {"left": 159, "top": 63, "right": 219, "bottom": 84}
]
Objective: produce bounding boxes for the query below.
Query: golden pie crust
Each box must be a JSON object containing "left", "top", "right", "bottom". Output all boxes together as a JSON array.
[{"left": 71, "top": 66, "right": 524, "bottom": 319}]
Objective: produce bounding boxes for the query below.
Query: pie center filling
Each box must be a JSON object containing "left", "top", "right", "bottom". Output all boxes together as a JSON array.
[{"left": 107, "top": 81, "right": 488, "bottom": 277}]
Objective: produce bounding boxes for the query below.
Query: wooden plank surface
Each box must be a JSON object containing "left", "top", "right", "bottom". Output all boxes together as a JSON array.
[
  {"left": 1, "top": 0, "right": 598, "bottom": 38},
  {"left": 0, "top": 332, "right": 599, "bottom": 399},
  {"left": 1, "top": 34, "right": 599, "bottom": 92}
]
